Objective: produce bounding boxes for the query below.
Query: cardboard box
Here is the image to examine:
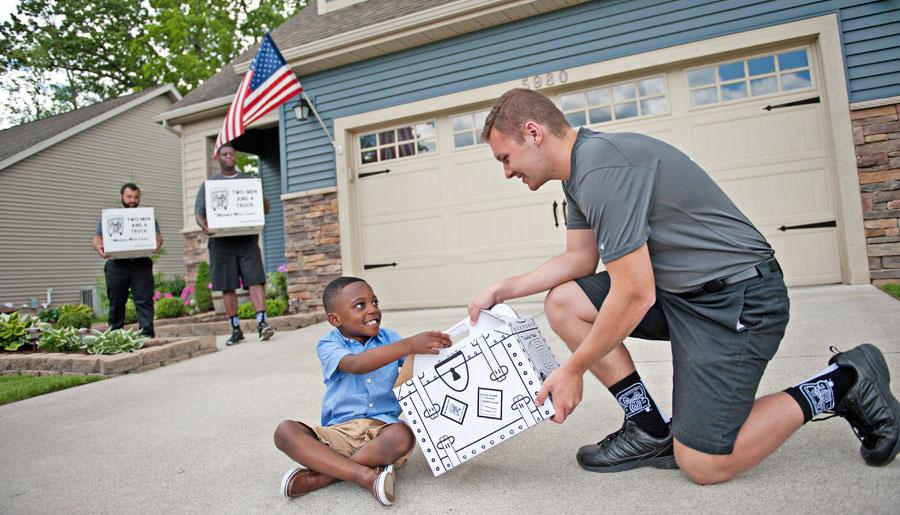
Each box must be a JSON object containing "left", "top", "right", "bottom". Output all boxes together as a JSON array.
[
  {"left": 204, "top": 178, "right": 265, "bottom": 237},
  {"left": 394, "top": 304, "right": 559, "bottom": 476},
  {"left": 101, "top": 207, "right": 156, "bottom": 259}
]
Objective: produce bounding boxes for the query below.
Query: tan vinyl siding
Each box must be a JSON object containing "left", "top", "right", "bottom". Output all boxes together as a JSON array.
[
  {"left": 180, "top": 117, "right": 223, "bottom": 231},
  {"left": 0, "top": 95, "right": 183, "bottom": 306}
]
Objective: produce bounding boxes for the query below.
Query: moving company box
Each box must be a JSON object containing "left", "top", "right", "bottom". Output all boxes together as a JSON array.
[
  {"left": 101, "top": 207, "right": 156, "bottom": 259},
  {"left": 393, "top": 304, "right": 560, "bottom": 476},
  {"left": 204, "top": 178, "right": 265, "bottom": 237}
]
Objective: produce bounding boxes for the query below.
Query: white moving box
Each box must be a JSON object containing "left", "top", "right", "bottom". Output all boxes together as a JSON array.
[
  {"left": 205, "top": 178, "right": 265, "bottom": 237},
  {"left": 101, "top": 207, "right": 156, "bottom": 259},
  {"left": 394, "top": 304, "right": 559, "bottom": 476}
]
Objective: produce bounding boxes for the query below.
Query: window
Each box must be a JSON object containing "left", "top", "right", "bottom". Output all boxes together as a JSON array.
[
  {"left": 451, "top": 110, "right": 490, "bottom": 149},
  {"left": 358, "top": 121, "right": 437, "bottom": 164},
  {"left": 559, "top": 76, "right": 668, "bottom": 128},
  {"left": 687, "top": 48, "right": 813, "bottom": 107}
]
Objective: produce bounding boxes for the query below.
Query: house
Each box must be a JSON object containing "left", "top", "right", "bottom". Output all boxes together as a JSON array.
[
  {"left": 0, "top": 85, "right": 184, "bottom": 307},
  {"left": 157, "top": 0, "right": 900, "bottom": 312}
]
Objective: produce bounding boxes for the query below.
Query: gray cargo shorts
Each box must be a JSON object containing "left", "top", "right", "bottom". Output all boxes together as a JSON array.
[{"left": 575, "top": 264, "right": 789, "bottom": 455}]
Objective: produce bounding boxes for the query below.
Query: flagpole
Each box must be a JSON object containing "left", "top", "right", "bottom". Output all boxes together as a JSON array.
[{"left": 300, "top": 91, "right": 342, "bottom": 154}]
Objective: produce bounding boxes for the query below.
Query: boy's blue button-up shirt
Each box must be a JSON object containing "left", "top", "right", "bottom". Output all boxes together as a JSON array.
[{"left": 317, "top": 327, "right": 405, "bottom": 427}]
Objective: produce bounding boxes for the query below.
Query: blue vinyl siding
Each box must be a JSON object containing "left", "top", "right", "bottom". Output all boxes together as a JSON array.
[
  {"left": 259, "top": 147, "right": 285, "bottom": 272},
  {"left": 282, "top": 0, "right": 900, "bottom": 193}
]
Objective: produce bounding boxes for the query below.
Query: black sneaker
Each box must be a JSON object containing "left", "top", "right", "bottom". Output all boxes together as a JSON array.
[
  {"left": 226, "top": 326, "right": 244, "bottom": 346},
  {"left": 827, "top": 344, "right": 900, "bottom": 466},
  {"left": 258, "top": 321, "right": 275, "bottom": 341},
  {"left": 576, "top": 419, "right": 677, "bottom": 473}
]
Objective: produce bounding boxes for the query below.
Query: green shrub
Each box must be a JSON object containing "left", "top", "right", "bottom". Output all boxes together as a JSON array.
[
  {"left": 38, "top": 326, "right": 82, "bottom": 352},
  {"left": 265, "top": 271, "right": 288, "bottom": 301},
  {"left": 155, "top": 273, "right": 185, "bottom": 296},
  {"left": 237, "top": 302, "right": 256, "bottom": 319},
  {"left": 0, "top": 312, "right": 34, "bottom": 351},
  {"left": 38, "top": 307, "right": 60, "bottom": 323},
  {"left": 81, "top": 328, "right": 145, "bottom": 355},
  {"left": 195, "top": 261, "right": 213, "bottom": 312},
  {"left": 96, "top": 274, "right": 109, "bottom": 311},
  {"left": 125, "top": 299, "right": 137, "bottom": 324},
  {"left": 155, "top": 297, "right": 185, "bottom": 319},
  {"left": 56, "top": 305, "right": 92, "bottom": 330},
  {"left": 266, "top": 298, "right": 288, "bottom": 317}
]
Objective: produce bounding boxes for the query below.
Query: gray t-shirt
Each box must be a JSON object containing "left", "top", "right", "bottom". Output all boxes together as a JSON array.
[
  {"left": 194, "top": 171, "right": 252, "bottom": 215},
  {"left": 563, "top": 128, "right": 773, "bottom": 293}
]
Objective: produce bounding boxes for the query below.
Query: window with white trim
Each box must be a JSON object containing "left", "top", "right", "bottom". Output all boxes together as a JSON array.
[
  {"left": 451, "top": 110, "right": 490, "bottom": 149},
  {"left": 687, "top": 48, "right": 813, "bottom": 107},
  {"left": 358, "top": 121, "right": 437, "bottom": 165},
  {"left": 559, "top": 76, "right": 669, "bottom": 127}
]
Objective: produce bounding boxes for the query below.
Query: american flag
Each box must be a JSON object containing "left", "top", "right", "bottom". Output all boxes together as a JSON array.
[{"left": 214, "top": 33, "right": 303, "bottom": 156}]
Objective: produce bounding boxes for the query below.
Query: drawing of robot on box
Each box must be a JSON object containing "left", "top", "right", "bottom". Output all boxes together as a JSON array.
[{"left": 395, "top": 317, "right": 559, "bottom": 476}]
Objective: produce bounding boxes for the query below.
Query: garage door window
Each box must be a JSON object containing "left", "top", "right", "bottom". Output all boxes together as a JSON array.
[
  {"left": 687, "top": 48, "right": 813, "bottom": 107},
  {"left": 559, "top": 76, "right": 668, "bottom": 127},
  {"left": 359, "top": 121, "right": 437, "bottom": 164},
  {"left": 452, "top": 110, "right": 490, "bottom": 149}
]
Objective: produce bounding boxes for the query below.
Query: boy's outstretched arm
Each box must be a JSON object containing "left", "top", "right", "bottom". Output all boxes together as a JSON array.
[{"left": 338, "top": 331, "right": 451, "bottom": 375}]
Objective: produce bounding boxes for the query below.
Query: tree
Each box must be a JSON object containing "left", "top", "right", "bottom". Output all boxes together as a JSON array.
[{"left": 0, "top": 0, "right": 305, "bottom": 128}]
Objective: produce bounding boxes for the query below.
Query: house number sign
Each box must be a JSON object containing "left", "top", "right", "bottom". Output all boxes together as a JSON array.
[{"left": 521, "top": 70, "right": 569, "bottom": 90}]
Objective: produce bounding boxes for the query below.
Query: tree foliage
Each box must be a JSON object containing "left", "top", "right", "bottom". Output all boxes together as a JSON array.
[{"left": 0, "top": 0, "right": 306, "bottom": 127}]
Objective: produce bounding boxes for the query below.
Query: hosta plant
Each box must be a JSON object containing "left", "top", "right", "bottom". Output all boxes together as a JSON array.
[{"left": 81, "top": 329, "right": 146, "bottom": 355}]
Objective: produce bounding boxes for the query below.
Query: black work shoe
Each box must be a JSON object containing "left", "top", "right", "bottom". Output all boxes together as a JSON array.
[
  {"left": 258, "top": 321, "right": 275, "bottom": 341},
  {"left": 576, "top": 419, "right": 677, "bottom": 473},
  {"left": 828, "top": 344, "right": 900, "bottom": 466},
  {"left": 226, "top": 326, "right": 244, "bottom": 346}
]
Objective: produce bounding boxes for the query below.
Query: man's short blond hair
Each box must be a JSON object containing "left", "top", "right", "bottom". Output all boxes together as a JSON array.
[{"left": 481, "top": 88, "right": 571, "bottom": 143}]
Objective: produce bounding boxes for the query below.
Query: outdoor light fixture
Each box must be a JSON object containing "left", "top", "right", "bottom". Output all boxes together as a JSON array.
[{"left": 293, "top": 98, "right": 310, "bottom": 121}]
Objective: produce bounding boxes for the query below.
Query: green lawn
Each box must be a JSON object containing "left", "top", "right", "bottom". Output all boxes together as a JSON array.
[
  {"left": 880, "top": 283, "right": 900, "bottom": 301},
  {"left": 0, "top": 374, "right": 107, "bottom": 405}
]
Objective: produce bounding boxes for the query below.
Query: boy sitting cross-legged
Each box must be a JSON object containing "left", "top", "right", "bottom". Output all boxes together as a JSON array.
[{"left": 274, "top": 276, "right": 451, "bottom": 506}]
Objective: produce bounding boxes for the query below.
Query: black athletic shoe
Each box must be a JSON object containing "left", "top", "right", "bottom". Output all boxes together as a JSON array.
[
  {"left": 258, "top": 321, "right": 275, "bottom": 341},
  {"left": 226, "top": 326, "right": 244, "bottom": 346},
  {"left": 827, "top": 344, "right": 900, "bottom": 466},
  {"left": 576, "top": 419, "right": 678, "bottom": 473}
]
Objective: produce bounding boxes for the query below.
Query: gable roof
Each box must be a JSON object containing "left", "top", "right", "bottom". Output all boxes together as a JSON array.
[
  {"left": 0, "top": 85, "right": 180, "bottom": 171},
  {"left": 159, "top": 0, "right": 587, "bottom": 124}
]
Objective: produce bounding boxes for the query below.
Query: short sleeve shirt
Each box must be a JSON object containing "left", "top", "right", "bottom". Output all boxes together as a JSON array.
[
  {"left": 564, "top": 128, "right": 773, "bottom": 293},
  {"left": 317, "top": 328, "right": 405, "bottom": 427}
]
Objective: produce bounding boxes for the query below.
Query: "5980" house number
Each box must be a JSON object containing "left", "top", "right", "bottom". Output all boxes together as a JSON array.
[{"left": 521, "top": 70, "right": 569, "bottom": 90}]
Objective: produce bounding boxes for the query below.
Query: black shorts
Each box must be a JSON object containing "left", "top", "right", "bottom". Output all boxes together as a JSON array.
[
  {"left": 575, "top": 265, "right": 789, "bottom": 455},
  {"left": 208, "top": 235, "right": 266, "bottom": 292}
]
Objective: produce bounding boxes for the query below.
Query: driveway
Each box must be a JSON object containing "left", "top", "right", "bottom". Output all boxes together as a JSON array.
[{"left": 1, "top": 284, "right": 898, "bottom": 513}]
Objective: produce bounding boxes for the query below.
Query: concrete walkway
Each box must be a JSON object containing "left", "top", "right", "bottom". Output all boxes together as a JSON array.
[{"left": 1, "top": 284, "right": 898, "bottom": 513}]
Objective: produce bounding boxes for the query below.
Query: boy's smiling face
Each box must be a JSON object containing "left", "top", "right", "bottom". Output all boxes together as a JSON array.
[{"left": 328, "top": 281, "right": 381, "bottom": 343}]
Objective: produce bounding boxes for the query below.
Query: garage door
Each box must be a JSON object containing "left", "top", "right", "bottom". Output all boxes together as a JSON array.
[{"left": 355, "top": 44, "right": 841, "bottom": 309}]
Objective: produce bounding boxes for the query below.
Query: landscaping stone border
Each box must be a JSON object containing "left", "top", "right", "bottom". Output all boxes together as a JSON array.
[
  {"left": 0, "top": 336, "right": 217, "bottom": 377},
  {"left": 154, "top": 312, "right": 326, "bottom": 337}
]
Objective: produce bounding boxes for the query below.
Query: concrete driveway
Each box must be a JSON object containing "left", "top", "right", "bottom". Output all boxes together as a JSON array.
[{"left": 1, "top": 284, "right": 898, "bottom": 513}]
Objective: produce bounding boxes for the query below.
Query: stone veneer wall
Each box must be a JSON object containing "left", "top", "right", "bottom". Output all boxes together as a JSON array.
[
  {"left": 182, "top": 230, "right": 209, "bottom": 283},
  {"left": 282, "top": 188, "right": 341, "bottom": 314},
  {"left": 852, "top": 98, "right": 900, "bottom": 286}
]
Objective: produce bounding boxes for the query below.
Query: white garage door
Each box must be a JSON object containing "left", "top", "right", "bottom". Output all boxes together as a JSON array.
[{"left": 355, "top": 44, "right": 841, "bottom": 309}]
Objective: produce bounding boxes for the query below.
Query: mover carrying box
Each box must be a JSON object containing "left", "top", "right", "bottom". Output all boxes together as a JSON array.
[
  {"left": 101, "top": 207, "right": 156, "bottom": 259},
  {"left": 394, "top": 304, "right": 559, "bottom": 476},
  {"left": 205, "top": 178, "right": 265, "bottom": 237}
]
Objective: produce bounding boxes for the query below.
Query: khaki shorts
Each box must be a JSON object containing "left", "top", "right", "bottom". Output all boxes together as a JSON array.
[{"left": 301, "top": 418, "right": 413, "bottom": 466}]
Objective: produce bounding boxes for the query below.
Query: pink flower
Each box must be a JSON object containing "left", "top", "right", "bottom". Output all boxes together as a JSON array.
[
  {"left": 153, "top": 291, "right": 163, "bottom": 301},
  {"left": 184, "top": 299, "right": 190, "bottom": 306},
  {"left": 208, "top": 282, "right": 213, "bottom": 289},
  {"left": 277, "top": 264, "right": 287, "bottom": 273},
  {"left": 165, "top": 293, "right": 173, "bottom": 299}
]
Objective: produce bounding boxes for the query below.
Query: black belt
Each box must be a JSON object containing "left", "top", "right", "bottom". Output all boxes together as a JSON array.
[{"left": 678, "top": 258, "right": 781, "bottom": 298}]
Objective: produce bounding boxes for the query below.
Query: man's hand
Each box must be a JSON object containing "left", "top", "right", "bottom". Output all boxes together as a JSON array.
[
  {"left": 196, "top": 214, "right": 211, "bottom": 235},
  {"left": 94, "top": 244, "right": 108, "bottom": 259},
  {"left": 535, "top": 363, "right": 584, "bottom": 424},
  {"left": 468, "top": 284, "right": 501, "bottom": 324},
  {"left": 405, "top": 331, "right": 452, "bottom": 355}
]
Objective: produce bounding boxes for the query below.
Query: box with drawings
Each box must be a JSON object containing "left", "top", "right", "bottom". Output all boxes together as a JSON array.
[
  {"left": 393, "top": 304, "right": 560, "bottom": 476},
  {"left": 101, "top": 207, "right": 156, "bottom": 259},
  {"left": 204, "top": 178, "right": 265, "bottom": 237}
]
